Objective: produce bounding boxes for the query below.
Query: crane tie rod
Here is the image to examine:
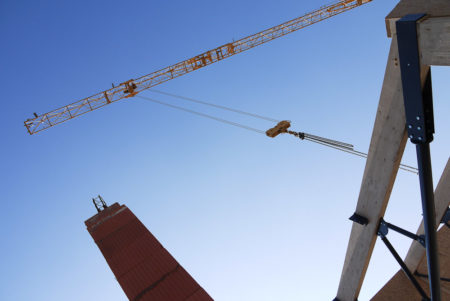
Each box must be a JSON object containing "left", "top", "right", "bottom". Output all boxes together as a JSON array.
[
  {"left": 138, "top": 95, "right": 266, "bottom": 134},
  {"left": 138, "top": 92, "right": 418, "bottom": 174},
  {"left": 150, "top": 89, "right": 280, "bottom": 123}
]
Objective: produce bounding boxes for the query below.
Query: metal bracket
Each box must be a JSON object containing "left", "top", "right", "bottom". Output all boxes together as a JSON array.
[
  {"left": 349, "top": 213, "right": 368, "bottom": 226},
  {"left": 397, "top": 14, "right": 434, "bottom": 144}
]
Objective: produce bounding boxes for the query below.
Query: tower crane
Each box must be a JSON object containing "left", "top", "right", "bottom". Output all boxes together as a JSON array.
[{"left": 24, "top": 0, "right": 372, "bottom": 135}]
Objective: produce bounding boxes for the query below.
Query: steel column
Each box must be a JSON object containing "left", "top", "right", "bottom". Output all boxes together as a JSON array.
[
  {"left": 416, "top": 143, "right": 441, "bottom": 299},
  {"left": 396, "top": 14, "right": 441, "bottom": 301}
]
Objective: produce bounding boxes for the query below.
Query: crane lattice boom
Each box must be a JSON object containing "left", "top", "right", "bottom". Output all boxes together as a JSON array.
[{"left": 24, "top": 0, "right": 371, "bottom": 135}]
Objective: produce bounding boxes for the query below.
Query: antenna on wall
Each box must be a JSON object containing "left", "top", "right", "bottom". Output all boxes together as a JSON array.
[{"left": 93, "top": 195, "right": 108, "bottom": 213}]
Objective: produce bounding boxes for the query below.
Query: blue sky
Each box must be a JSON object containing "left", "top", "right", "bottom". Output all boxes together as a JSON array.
[{"left": 1, "top": 0, "right": 449, "bottom": 300}]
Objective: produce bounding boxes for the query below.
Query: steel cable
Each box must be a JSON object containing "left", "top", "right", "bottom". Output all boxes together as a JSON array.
[
  {"left": 304, "top": 133, "right": 354, "bottom": 150},
  {"left": 304, "top": 137, "right": 418, "bottom": 173},
  {"left": 138, "top": 95, "right": 266, "bottom": 134},
  {"left": 138, "top": 93, "right": 418, "bottom": 174},
  {"left": 149, "top": 89, "right": 281, "bottom": 123}
]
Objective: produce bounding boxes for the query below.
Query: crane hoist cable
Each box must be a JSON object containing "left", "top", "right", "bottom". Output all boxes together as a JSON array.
[{"left": 137, "top": 93, "right": 418, "bottom": 174}]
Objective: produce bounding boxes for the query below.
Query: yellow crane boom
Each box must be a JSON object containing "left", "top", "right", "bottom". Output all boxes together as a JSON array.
[{"left": 24, "top": 0, "right": 372, "bottom": 135}]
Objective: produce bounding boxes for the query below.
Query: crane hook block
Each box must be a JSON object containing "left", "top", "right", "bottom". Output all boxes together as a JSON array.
[{"left": 266, "top": 120, "right": 291, "bottom": 138}]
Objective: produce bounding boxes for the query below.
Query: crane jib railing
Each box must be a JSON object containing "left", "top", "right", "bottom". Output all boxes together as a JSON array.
[{"left": 24, "top": 0, "right": 372, "bottom": 135}]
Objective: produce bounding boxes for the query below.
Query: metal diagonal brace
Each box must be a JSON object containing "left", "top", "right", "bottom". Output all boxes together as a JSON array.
[
  {"left": 379, "top": 218, "right": 425, "bottom": 247},
  {"left": 377, "top": 219, "right": 430, "bottom": 301},
  {"left": 441, "top": 207, "right": 450, "bottom": 226}
]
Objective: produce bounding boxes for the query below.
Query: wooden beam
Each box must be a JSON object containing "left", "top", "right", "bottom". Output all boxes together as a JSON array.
[
  {"left": 419, "top": 17, "right": 450, "bottom": 66},
  {"left": 404, "top": 158, "right": 450, "bottom": 271},
  {"left": 335, "top": 3, "right": 450, "bottom": 300},
  {"left": 385, "top": 0, "right": 450, "bottom": 37},
  {"left": 385, "top": 0, "right": 450, "bottom": 66},
  {"left": 336, "top": 35, "right": 408, "bottom": 301},
  {"left": 335, "top": 34, "right": 433, "bottom": 300}
]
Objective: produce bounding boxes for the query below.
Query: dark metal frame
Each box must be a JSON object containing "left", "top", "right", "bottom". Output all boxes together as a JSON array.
[
  {"left": 379, "top": 218, "right": 425, "bottom": 247},
  {"left": 377, "top": 219, "right": 430, "bottom": 301},
  {"left": 396, "top": 14, "right": 441, "bottom": 301}
]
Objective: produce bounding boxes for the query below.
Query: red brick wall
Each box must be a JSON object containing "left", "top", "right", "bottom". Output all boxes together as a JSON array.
[{"left": 85, "top": 203, "right": 213, "bottom": 301}]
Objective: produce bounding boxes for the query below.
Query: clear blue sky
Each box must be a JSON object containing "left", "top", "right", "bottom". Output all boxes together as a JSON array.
[{"left": 1, "top": 1, "right": 449, "bottom": 300}]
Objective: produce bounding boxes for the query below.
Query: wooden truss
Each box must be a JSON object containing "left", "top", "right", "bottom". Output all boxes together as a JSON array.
[{"left": 335, "top": 1, "right": 450, "bottom": 300}]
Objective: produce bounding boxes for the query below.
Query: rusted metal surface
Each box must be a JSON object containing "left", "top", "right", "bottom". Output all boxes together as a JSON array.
[{"left": 85, "top": 203, "right": 213, "bottom": 301}]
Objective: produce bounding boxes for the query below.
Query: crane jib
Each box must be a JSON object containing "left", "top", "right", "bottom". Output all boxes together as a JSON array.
[{"left": 24, "top": 0, "right": 372, "bottom": 135}]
